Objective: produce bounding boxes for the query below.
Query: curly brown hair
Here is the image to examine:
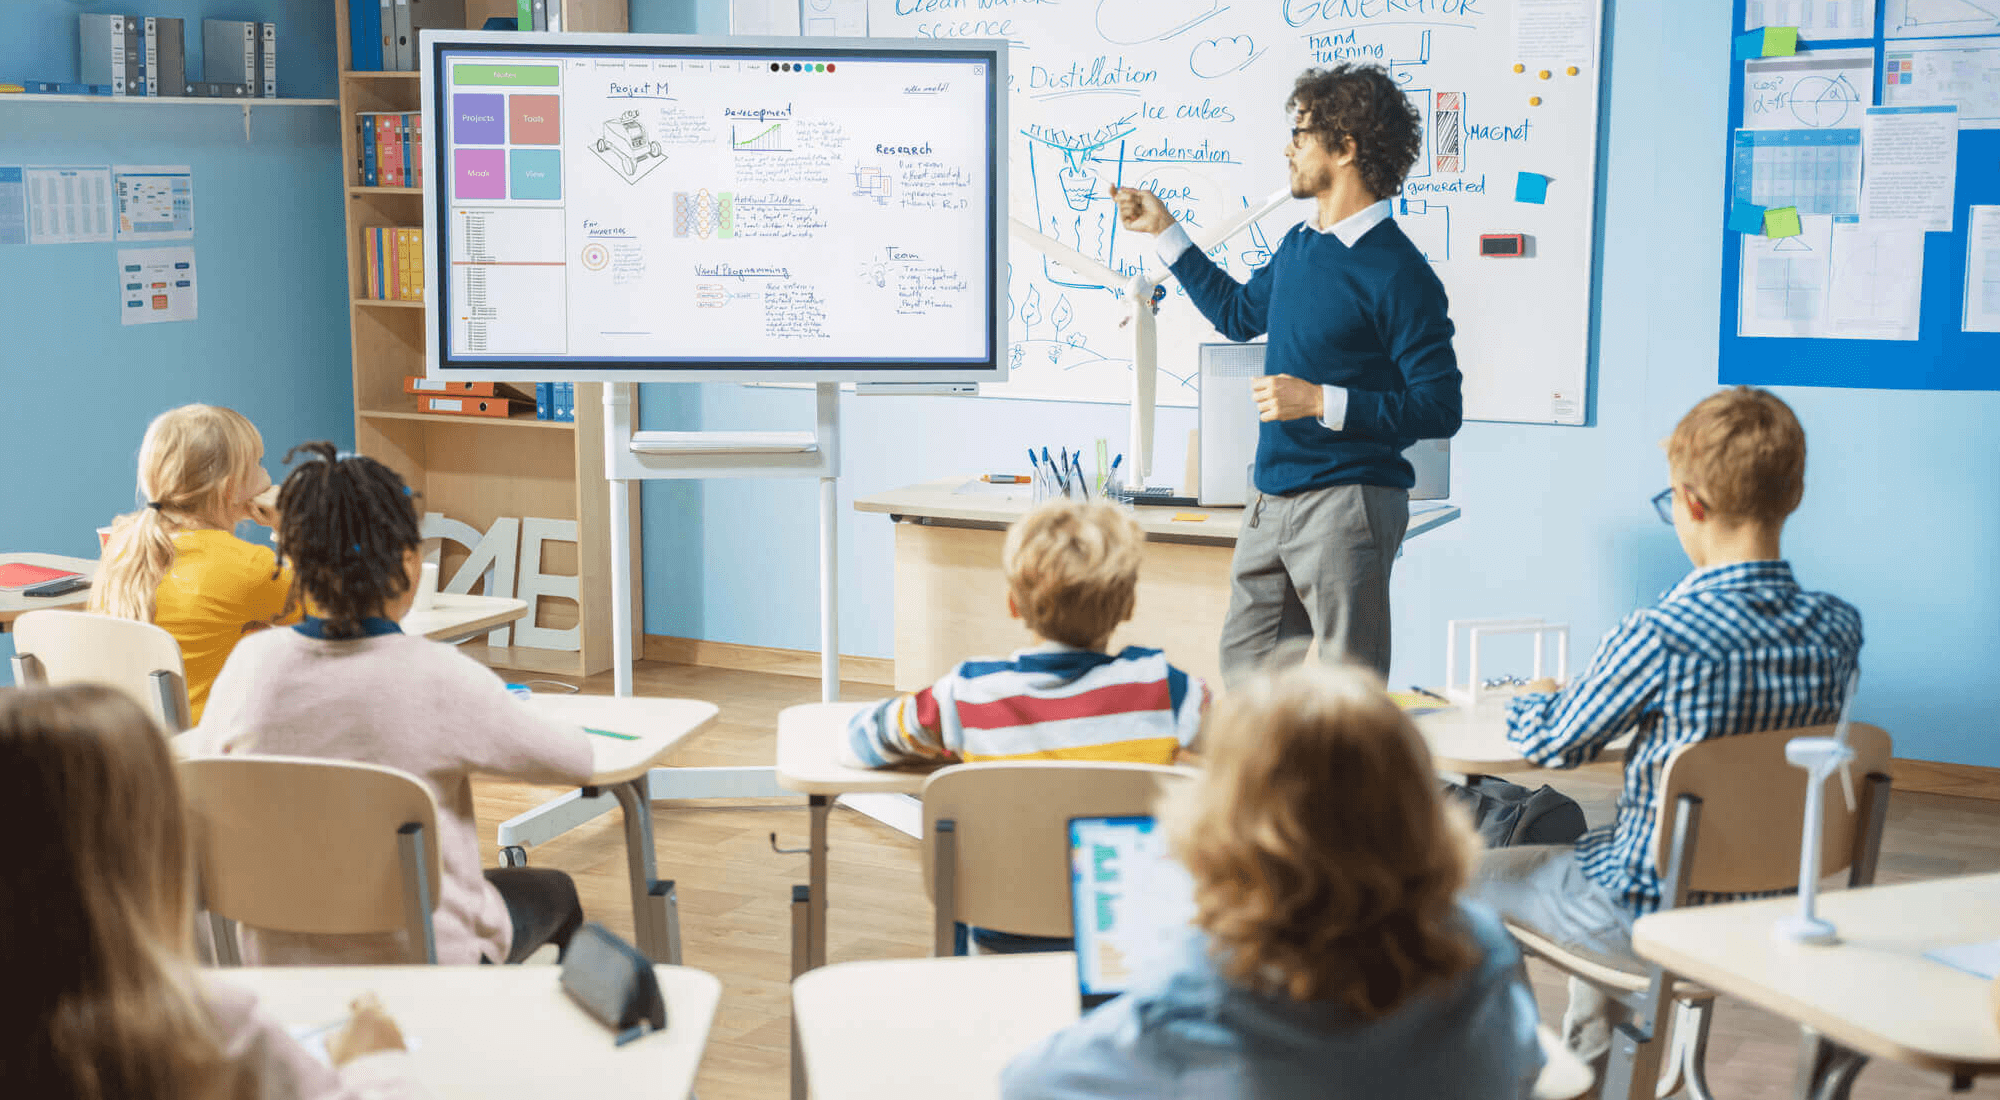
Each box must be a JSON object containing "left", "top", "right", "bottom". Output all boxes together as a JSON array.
[
  {"left": 1286, "top": 64, "right": 1424, "bottom": 200},
  {"left": 1163, "top": 662, "right": 1481, "bottom": 1016}
]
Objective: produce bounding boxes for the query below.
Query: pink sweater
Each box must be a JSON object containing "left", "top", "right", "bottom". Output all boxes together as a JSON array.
[
  {"left": 203, "top": 979, "right": 427, "bottom": 1098},
  {"left": 194, "top": 627, "right": 593, "bottom": 965}
]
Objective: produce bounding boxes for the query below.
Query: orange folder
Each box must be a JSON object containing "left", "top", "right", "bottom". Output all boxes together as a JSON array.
[
  {"left": 403, "top": 376, "right": 530, "bottom": 400},
  {"left": 419, "top": 395, "right": 526, "bottom": 418}
]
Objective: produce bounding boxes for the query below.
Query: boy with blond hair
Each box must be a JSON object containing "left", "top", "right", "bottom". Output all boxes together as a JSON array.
[
  {"left": 845, "top": 498, "right": 1206, "bottom": 770},
  {"left": 1471, "top": 386, "right": 1863, "bottom": 1075}
]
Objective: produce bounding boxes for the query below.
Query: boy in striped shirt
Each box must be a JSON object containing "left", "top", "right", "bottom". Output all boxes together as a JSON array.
[
  {"left": 1470, "top": 387, "right": 1863, "bottom": 1078},
  {"left": 844, "top": 498, "right": 1207, "bottom": 771}
]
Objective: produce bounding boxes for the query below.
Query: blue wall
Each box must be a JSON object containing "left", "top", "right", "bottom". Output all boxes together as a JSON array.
[
  {"left": 0, "top": 0, "right": 353, "bottom": 680},
  {"left": 631, "top": 0, "right": 2000, "bottom": 768}
]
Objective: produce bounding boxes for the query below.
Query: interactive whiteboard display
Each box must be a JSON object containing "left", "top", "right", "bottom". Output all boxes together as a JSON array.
[{"left": 422, "top": 33, "right": 1006, "bottom": 383}]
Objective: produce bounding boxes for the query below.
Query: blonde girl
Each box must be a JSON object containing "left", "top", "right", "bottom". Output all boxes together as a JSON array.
[
  {"left": 1003, "top": 663, "right": 1545, "bottom": 1100},
  {"left": 90, "top": 405, "right": 296, "bottom": 723},
  {"left": 0, "top": 683, "right": 422, "bottom": 1099}
]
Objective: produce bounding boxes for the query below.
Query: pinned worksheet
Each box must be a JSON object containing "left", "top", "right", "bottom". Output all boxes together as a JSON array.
[
  {"left": 1827, "top": 218, "right": 1925, "bottom": 340},
  {"left": 1881, "top": 38, "right": 2000, "bottom": 129},
  {"left": 116, "top": 246, "right": 198, "bottom": 325},
  {"left": 1966, "top": 205, "right": 2000, "bottom": 333},
  {"left": 1743, "top": 50, "right": 1874, "bottom": 132},
  {"left": 0, "top": 167, "right": 25, "bottom": 246},
  {"left": 113, "top": 165, "right": 195, "bottom": 241},
  {"left": 1746, "top": 0, "right": 1875, "bottom": 39},
  {"left": 1738, "top": 212, "right": 1833, "bottom": 338},
  {"left": 1513, "top": 0, "right": 1598, "bottom": 64},
  {"left": 25, "top": 165, "right": 112, "bottom": 244},
  {"left": 1860, "top": 105, "right": 1958, "bottom": 232}
]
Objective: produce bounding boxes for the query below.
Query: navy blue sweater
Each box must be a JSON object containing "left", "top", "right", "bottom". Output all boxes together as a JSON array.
[{"left": 1169, "top": 218, "right": 1462, "bottom": 496}]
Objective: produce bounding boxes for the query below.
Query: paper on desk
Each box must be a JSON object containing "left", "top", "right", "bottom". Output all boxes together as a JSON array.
[
  {"left": 1966, "top": 205, "right": 2000, "bottom": 333},
  {"left": 1925, "top": 939, "right": 2000, "bottom": 980},
  {"left": 1827, "top": 217, "right": 1925, "bottom": 340},
  {"left": 1861, "top": 105, "right": 1958, "bottom": 232}
]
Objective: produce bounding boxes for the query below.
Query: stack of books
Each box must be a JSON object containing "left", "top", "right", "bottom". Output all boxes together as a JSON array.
[
  {"left": 358, "top": 112, "right": 425, "bottom": 187},
  {"left": 363, "top": 227, "right": 424, "bottom": 302}
]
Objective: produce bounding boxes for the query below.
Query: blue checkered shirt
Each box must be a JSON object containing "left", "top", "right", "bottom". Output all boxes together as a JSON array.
[{"left": 1505, "top": 560, "right": 1863, "bottom": 915}]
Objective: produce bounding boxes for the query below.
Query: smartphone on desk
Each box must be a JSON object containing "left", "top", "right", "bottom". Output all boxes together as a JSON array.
[{"left": 25, "top": 576, "right": 90, "bottom": 598}]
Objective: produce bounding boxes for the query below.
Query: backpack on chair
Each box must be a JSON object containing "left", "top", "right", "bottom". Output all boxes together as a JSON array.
[{"left": 1443, "top": 774, "right": 1588, "bottom": 848}]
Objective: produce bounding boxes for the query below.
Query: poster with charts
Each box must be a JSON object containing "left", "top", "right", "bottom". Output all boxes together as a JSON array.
[
  {"left": 113, "top": 165, "right": 195, "bottom": 240},
  {"left": 116, "top": 246, "right": 198, "bottom": 325},
  {"left": 1882, "top": 37, "right": 2000, "bottom": 128},
  {"left": 26, "top": 165, "right": 112, "bottom": 244},
  {"left": 1743, "top": 0, "right": 1875, "bottom": 39},
  {"left": 1730, "top": 128, "right": 1862, "bottom": 217},
  {"left": 1739, "top": 213, "right": 1833, "bottom": 338},
  {"left": 1744, "top": 51, "right": 1874, "bottom": 131},
  {"left": 1886, "top": 0, "right": 2000, "bottom": 39}
]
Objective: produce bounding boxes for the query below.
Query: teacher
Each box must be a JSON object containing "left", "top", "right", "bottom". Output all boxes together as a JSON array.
[{"left": 1112, "top": 63, "right": 1462, "bottom": 683}]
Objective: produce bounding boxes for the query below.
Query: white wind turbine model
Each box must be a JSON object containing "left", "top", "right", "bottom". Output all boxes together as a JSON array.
[
  {"left": 1776, "top": 669, "right": 1864, "bottom": 945},
  {"left": 1009, "top": 186, "right": 1294, "bottom": 485}
]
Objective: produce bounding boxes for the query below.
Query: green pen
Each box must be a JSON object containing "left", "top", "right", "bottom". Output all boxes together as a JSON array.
[{"left": 585, "top": 727, "right": 640, "bottom": 741}]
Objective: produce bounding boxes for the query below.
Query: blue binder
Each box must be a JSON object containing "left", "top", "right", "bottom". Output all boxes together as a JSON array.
[{"left": 349, "top": 0, "right": 382, "bottom": 71}]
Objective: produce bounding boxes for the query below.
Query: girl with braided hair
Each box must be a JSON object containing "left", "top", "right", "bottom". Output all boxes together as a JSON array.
[
  {"left": 91, "top": 405, "right": 298, "bottom": 723},
  {"left": 190, "top": 442, "right": 592, "bottom": 966}
]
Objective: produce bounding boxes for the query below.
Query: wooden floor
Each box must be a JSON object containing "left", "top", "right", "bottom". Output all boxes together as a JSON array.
[{"left": 472, "top": 660, "right": 2000, "bottom": 1100}]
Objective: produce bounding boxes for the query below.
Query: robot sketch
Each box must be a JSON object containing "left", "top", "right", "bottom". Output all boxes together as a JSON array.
[{"left": 591, "top": 110, "right": 667, "bottom": 184}]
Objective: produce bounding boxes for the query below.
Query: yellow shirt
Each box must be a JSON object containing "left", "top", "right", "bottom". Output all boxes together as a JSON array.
[{"left": 154, "top": 529, "right": 298, "bottom": 723}]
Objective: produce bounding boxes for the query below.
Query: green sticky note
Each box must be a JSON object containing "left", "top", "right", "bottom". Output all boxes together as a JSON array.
[
  {"left": 1763, "top": 206, "right": 1802, "bottom": 238},
  {"left": 1763, "top": 26, "right": 1798, "bottom": 56}
]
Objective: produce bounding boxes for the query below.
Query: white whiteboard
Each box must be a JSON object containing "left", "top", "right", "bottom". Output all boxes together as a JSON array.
[
  {"left": 424, "top": 33, "right": 1006, "bottom": 383},
  {"left": 859, "top": 0, "right": 1603, "bottom": 424}
]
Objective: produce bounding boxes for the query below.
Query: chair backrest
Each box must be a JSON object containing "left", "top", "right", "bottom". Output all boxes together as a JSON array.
[
  {"left": 179, "top": 755, "right": 443, "bottom": 962},
  {"left": 1650, "top": 722, "right": 1893, "bottom": 898},
  {"left": 11, "top": 609, "right": 191, "bottom": 732},
  {"left": 921, "top": 761, "right": 1198, "bottom": 940}
]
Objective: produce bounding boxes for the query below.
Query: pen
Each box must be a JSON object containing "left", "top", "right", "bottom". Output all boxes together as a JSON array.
[
  {"left": 1047, "top": 447, "right": 1070, "bottom": 494},
  {"left": 585, "top": 726, "right": 641, "bottom": 741},
  {"left": 1071, "top": 451, "right": 1087, "bottom": 498},
  {"left": 983, "top": 474, "right": 1027, "bottom": 483},
  {"left": 1409, "top": 685, "right": 1450, "bottom": 703}
]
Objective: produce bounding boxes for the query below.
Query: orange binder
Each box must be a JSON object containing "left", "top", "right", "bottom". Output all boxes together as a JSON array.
[
  {"left": 419, "top": 395, "right": 526, "bottom": 418},
  {"left": 403, "top": 377, "right": 529, "bottom": 400}
]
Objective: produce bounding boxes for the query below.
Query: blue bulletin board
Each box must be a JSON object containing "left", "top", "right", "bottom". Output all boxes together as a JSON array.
[{"left": 1719, "top": 2, "right": 2000, "bottom": 390}]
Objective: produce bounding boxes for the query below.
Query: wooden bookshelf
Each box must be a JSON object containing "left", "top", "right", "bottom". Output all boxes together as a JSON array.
[{"left": 332, "top": 0, "right": 637, "bottom": 678}]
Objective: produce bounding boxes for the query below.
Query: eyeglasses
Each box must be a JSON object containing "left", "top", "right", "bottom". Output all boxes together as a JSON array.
[{"left": 1651, "top": 488, "right": 1675, "bottom": 525}]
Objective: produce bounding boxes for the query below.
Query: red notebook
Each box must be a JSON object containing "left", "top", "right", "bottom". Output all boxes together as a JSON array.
[{"left": 0, "top": 563, "right": 80, "bottom": 592}]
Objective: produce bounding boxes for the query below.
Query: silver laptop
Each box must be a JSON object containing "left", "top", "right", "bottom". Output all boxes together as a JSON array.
[
  {"left": 1067, "top": 815, "right": 1197, "bottom": 1010},
  {"left": 1197, "top": 342, "right": 1451, "bottom": 507}
]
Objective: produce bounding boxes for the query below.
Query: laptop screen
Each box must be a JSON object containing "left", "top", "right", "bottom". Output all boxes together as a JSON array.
[{"left": 1068, "top": 815, "right": 1197, "bottom": 1006}]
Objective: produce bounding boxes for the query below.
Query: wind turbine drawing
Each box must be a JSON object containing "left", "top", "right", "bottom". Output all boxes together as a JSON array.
[{"left": 1009, "top": 186, "right": 1294, "bottom": 484}]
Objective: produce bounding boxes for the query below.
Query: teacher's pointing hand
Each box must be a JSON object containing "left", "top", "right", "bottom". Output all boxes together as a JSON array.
[
  {"left": 1108, "top": 185, "right": 1174, "bottom": 235},
  {"left": 1252, "top": 374, "right": 1325, "bottom": 422}
]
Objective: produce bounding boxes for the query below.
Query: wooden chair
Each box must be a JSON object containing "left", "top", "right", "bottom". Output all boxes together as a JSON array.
[
  {"left": 179, "top": 755, "right": 444, "bottom": 964},
  {"left": 920, "top": 761, "right": 1198, "bottom": 955},
  {"left": 11, "top": 609, "right": 192, "bottom": 732},
  {"left": 1508, "top": 723, "right": 1893, "bottom": 1100}
]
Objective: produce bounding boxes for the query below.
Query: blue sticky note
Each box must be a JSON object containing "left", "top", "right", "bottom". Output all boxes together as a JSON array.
[
  {"left": 1515, "top": 172, "right": 1550, "bottom": 204},
  {"left": 1733, "top": 29, "right": 1765, "bottom": 60},
  {"left": 1727, "top": 201, "right": 1766, "bottom": 234}
]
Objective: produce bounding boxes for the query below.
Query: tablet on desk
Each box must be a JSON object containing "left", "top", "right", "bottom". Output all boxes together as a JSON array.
[{"left": 1068, "top": 815, "right": 1196, "bottom": 1011}]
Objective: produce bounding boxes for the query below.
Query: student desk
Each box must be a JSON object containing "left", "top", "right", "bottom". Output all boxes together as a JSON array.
[
  {"left": 792, "top": 954, "right": 1593, "bottom": 1100},
  {"left": 1632, "top": 873, "right": 2000, "bottom": 1097},
  {"left": 775, "top": 701, "right": 933, "bottom": 973},
  {"left": 1412, "top": 696, "right": 1629, "bottom": 775},
  {"left": 519, "top": 694, "right": 719, "bottom": 966},
  {"left": 229, "top": 964, "right": 720, "bottom": 1098},
  {"left": 402, "top": 593, "right": 529, "bottom": 645},
  {"left": 0, "top": 552, "right": 98, "bottom": 630},
  {"left": 855, "top": 478, "right": 1460, "bottom": 691}
]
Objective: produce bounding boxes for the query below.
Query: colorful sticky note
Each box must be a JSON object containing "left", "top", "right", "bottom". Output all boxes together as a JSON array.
[
  {"left": 1736, "top": 26, "right": 1799, "bottom": 59},
  {"left": 1763, "top": 206, "right": 1802, "bottom": 238},
  {"left": 1728, "top": 201, "right": 1767, "bottom": 234},
  {"left": 1515, "top": 172, "right": 1550, "bottom": 204}
]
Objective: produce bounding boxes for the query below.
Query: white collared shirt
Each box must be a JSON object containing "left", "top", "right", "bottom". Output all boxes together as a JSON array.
[{"left": 1153, "top": 198, "right": 1396, "bottom": 431}]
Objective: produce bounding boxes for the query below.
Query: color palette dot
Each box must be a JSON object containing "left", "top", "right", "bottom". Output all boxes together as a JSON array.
[
  {"left": 826, "top": 63, "right": 835, "bottom": 72},
  {"left": 815, "top": 63, "right": 824, "bottom": 72},
  {"left": 770, "top": 62, "right": 780, "bottom": 71}
]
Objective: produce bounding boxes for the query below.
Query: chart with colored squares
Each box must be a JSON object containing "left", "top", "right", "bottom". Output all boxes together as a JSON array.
[{"left": 1719, "top": 0, "right": 2000, "bottom": 389}]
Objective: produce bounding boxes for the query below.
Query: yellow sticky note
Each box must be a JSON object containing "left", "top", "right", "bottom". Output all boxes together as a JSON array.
[
  {"left": 1171, "top": 512, "right": 1208, "bottom": 522},
  {"left": 1763, "top": 206, "right": 1802, "bottom": 238}
]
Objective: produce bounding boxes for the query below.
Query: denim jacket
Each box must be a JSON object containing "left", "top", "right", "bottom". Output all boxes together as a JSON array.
[{"left": 1002, "top": 902, "right": 1544, "bottom": 1100}]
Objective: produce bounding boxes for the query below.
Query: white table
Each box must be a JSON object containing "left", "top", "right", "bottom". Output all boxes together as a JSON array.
[
  {"left": 1412, "top": 695, "right": 1628, "bottom": 775},
  {"left": 1633, "top": 874, "right": 2000, "bottom": 1098},
  {"left": 228, "top": 964, "right": 720, "bottom": 1099},
  {"left": 792, "top": 953, "right": 1591, "bottom": 1100},
  {"left": 402, "top": 593, "right": 529, "bottom": 645},
  {"left": 0, "top": 552, "right": 98, "bottom": 631},
  {"left": 774, "top": 702, "right": 937, "bottom": 972},
  {"left": 509, "top": 695, "right": 720, "bottom": 965}
]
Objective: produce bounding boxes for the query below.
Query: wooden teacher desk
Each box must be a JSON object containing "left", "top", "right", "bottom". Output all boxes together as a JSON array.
[{"left": 855, "top": 478, "right": 1461, "bottom": 692}]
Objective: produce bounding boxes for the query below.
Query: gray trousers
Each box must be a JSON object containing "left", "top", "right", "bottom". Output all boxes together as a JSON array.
[
  {"left": 1470, "top": 846, "right": 1640, "bottom": 1086},
  {"left": 1219, "top": 483, "right": 1409, "bottom": 684}
]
